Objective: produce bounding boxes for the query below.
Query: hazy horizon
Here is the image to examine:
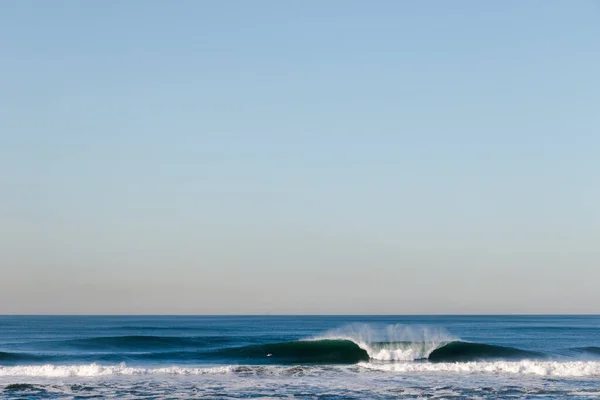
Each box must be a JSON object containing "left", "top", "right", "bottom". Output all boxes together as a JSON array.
[
  {"left": 1, "top": 1, "right": 598, "bottom": 314},
  {"left": 1, "top": 313, "right": 600, "bottom": 316}
]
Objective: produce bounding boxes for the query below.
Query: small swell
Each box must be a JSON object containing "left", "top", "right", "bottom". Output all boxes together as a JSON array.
[
  {"left": 569, "top": 347, "right": 600, "bottom": 356},
  {"left": 0, "top": 352, "right": 45, "bottom": 363},
  {"left": 58, "top": 335, "right": 232, "bottom": 351}
]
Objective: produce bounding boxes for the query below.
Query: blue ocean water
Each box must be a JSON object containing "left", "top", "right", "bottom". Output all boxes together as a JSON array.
[{"left": 1, "top": 315, "right": 599, "bottom": 399}]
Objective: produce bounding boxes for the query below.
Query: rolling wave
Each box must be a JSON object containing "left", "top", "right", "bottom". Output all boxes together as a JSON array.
[
  {"left": 0, "top": 323, "right": 563, "bottom": 366},
  {"left": 0, "top": 340, "right": 547, "bottom": 365},
  {"left": 0, "top": 352, "right": 45, "bottom": 363},
  {"left": 216, "top": 339, "right": 545, "bottom": 364}
]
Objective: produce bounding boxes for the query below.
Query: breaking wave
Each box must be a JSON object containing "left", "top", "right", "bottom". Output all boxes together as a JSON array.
[
  {"left": 311, "top": 323, "right": 454, "bottom": 361},
  {"left": 216, "top": 339, "right": 544, "bottom": 364}
]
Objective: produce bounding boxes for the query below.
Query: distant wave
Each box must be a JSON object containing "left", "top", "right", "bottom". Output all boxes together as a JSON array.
[
  {"left": 57, "top": 335, "right": 232, "bottom": 351},
  {"left": 0, "top": 351, "right": 45, "bottom": 363},
  {"left": 507, "top": 326, "right": 600, "bottom": 332},
  {"left": 110, "top": 326, "right": 211, "bottom": 331},
  {"left": 2, "top": 361, "right": 600, "bottom": 378},
  {"left": 569, "top": 347, "right": 600, "bottom": 356}
]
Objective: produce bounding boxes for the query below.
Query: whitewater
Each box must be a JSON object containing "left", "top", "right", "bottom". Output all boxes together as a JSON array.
[
  {"left": 309, "top": 323, "right": 455, "bottom": 361},
  {"left": 2, "top": 360, "right": 600, "bottom": 378}
]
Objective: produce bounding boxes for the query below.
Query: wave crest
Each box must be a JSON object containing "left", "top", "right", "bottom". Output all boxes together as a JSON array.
[{"left": 312, "top": 323, "right": 454, "bottom": 361}]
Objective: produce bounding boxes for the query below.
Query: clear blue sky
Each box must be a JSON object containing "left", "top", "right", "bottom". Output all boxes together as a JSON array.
[{"left": 1, "top": 1, "right": 598, "bottom": 314}]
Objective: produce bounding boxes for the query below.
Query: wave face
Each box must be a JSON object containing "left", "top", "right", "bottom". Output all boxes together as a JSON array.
[
  {"left": 218, "top": 339, "right": 370, "bottom": 364},
  {"left": 428, "top": 341, "right": 544, "bottom": 362}
]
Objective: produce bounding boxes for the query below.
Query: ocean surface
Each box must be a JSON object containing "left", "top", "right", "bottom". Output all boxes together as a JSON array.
[{"left": 1, "top": 315, "right": 599, "bottom": 399}]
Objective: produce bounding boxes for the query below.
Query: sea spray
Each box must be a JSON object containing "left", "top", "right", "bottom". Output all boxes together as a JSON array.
[{"left": 311, "top": 323, "right": 455, "bottom": 361}]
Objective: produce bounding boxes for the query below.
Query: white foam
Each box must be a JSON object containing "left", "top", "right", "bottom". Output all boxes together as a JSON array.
[
  {"left": 358, "top": 360, "right": 600, "bottom": 377},
  {"left": 0, "top": 363, "right": 235, "bottom": 378},
  {"left": 2, "top": 361, "right": 600, "bottom": 378}
]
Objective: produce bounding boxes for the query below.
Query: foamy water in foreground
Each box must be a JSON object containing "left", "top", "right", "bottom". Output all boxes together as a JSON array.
[{"left": 2, "top": 360, "right": 600, "bottom": 377}]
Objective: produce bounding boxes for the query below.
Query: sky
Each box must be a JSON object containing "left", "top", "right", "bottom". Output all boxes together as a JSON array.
[{"left": 0, "top": 1, "right": 599, "bottom": 314}]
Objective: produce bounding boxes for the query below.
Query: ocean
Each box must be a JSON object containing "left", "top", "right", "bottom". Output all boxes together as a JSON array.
[{"left": 0, "top": 315, "right": 599, "bottom": 399}]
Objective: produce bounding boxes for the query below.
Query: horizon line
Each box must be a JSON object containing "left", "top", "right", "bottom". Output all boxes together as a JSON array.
[{"left": 1, "top": 313, "right": 599, "bottom": 317}]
